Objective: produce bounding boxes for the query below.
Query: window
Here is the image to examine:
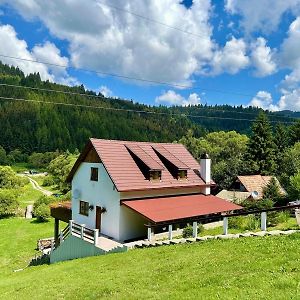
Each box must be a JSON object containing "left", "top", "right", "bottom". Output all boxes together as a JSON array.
[
  {"left": 178, "top": 170, "right": 187, "bottom": 180},
  {"left": 90, "top": 167, "right": 99, "bottom": 181},
  {"left": 149, "top": 170, "right": 161, "bottom": 181},
  {"left": 79, "top": 201, "right": 89, "bottom": 216}
]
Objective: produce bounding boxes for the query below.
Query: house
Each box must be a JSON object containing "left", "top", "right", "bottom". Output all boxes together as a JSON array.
[
  {"left": 50, "top": 138, "right": 241, "bottom": 263},
  {"left": 217, "top": 175, "right": 286, "bottom": 203}
]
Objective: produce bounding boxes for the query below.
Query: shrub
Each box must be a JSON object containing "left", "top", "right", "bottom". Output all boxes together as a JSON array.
[
  {"left": 33, "top": 195, "right": 56, "bottom": 222},
  {"left": 182, "top": 224, "right": 204, "bottom": 238},
  {"left": 229, "top": 215, "right": 260, "bottom": 231},
  {"left": 42, "top": 175, "right": 55, "bottom": 187},
  {"left": 0, "top": 190, "right": 19, "bottom": 218},
  {"left": 0, "top": 166, "right": 27, "bottom": 189}
]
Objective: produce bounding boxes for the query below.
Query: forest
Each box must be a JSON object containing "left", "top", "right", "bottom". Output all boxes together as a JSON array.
[{"left": 0, "top": 61, "right": 297, "bottom": 154}]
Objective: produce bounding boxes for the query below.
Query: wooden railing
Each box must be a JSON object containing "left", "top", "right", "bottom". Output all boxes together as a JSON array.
[{"left": 69, "top": 220, "right": 98, "bottom": 246}]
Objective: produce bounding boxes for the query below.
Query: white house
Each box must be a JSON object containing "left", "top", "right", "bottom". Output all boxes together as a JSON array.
[{"left": 62, "top": 138, "right": 241, "bottom": 242}]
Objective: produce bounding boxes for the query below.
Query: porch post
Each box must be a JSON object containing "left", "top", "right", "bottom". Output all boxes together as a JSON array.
[
  {"left": 54, "top": 218, "right": 59, "bottom": 246},
  {"left": 261, "top": 212, "right": 267, "bottom": 231},
  {"left": 59, "top": 230, "right": 63, "bottom": 244},
  {"left": 94, "top": 229, "right": 99, "bottom": 246},
  {"left": 223, "top": 217, "right": 228, "bottom": 235},
  {"left": 147, "top": 226, "right": 152, "bottom": 241},
  {"left": 192, "top": 221, "right": 198, "bottom": 238},
  {"left": 168, "top": 224, "right": 173, "bottom": 240},
  {"left": 69, "top": 219, "right": 73, "bottom": 236},
  {"left": 81, "top": 224, "right": 85, "bottom": 239}
]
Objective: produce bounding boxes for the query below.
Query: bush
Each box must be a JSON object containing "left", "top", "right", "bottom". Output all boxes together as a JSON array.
[
  {"left": 229, "top": 215, "right": 260, "bottom": 231},
  {"left": 0, "top": 166, "right": 27, "bottom": 189},
  {"left": 0, "top": 190, "right": 19, "bottom": 218},
  {"left": 182, "top": 224, "right": 204, "bottom": 238},
  {"left": 33, "top": 195, "right": 56, "bottom": 222},
  {"left": 42, "top": 175, "right": 55, "bottom": 187}
]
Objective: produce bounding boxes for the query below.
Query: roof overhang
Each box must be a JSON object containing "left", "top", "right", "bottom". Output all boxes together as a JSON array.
[
  {"left": 121, "top": 194, "right": 242, "bottom": 224},
  {"left": 50, "top": 202, "right": 72, "bottom": 223}
]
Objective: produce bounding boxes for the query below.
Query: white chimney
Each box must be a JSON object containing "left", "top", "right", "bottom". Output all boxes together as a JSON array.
[{"left": 200, "top": 153, "right": 211, "bottom": 195}]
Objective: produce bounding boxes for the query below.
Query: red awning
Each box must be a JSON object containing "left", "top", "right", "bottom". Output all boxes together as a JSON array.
[{"left": 122, "top": 194, "right": 242, "bottom": 223}]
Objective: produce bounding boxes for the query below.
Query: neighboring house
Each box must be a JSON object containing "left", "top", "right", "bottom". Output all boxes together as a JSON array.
[
  {"left": 50, "top": 138, "right": 241, "bottom": 263},
  {"left": 217, "top": 175, "right": 286, "bottom": 203}
]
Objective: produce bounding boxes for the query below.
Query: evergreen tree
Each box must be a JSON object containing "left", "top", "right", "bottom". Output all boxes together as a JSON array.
[{"left": 246, "top": 112, "right": 276, "bottom": 174}]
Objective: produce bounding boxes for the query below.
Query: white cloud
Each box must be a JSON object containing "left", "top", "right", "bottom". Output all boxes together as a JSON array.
[
  {"left": 0, "top": 24, "right": 76, "bottom": 84},
  {"left": 1, "top": 0, "right": 218, "bottom": 85},
  {"left": 155, "top": 90, "right": 201, "bottom": 106},
  {"left": 210, "top": 37, "right": 249, "bottom": 75},
  {"left": 250, "top": 37, "right": 276, "bottom": 77},
  {"left": 249, "top": 91, "right": 279, "bottom": 111},
  {"left": 225, "top": 0, "right": 300, "bottom": 34},
  {"left": 99, "top": 85, "right": 113, "bottom": 97}
]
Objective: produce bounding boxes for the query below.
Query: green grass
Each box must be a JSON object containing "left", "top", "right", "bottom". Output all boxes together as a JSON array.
[
  {"left": 1, "top": 217, "right": 300, "bottom": 299},
  {"left": 17, "top": 183, "right": 43, "bottom": 208},
  {"left": 31, "top": 176, "right": 59, "bottom": 193},
  {"left": 10, "top": 163, "right": 31, "bottom": 173}
]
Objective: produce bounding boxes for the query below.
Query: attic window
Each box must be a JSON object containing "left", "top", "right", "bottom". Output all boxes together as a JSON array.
[
  {"left": 178, "top": 170, "right": 187, "bottom": 180},
  {"left": 90, "top": 167, "right": 99, "bottom": 181},
  {"left": 150, "top": 170, "right": 161, "bottom": 181}
]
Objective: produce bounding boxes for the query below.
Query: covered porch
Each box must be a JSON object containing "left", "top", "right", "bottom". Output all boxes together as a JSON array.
[
  {"left": 122, "top": 194, "right": 243, "bottom": 241},
  {"left": 50, "top": 201, "right": 72, "bottom": 246}
]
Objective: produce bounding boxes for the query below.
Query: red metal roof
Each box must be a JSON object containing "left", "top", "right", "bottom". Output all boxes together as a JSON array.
[
  {"left": 122, "top": 194, "right": 242, "bottom": 223},
  {"left": 82, "top": 139, "right": 209, "bottom": 192}
]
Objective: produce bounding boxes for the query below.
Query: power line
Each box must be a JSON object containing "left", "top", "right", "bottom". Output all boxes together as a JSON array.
[
  {"left": 0, "top": 53, "right": 257, "bottom": 98},
  {"left": 0, "top": 82, "right": 295, "bottom": 120},
  {"left": 0, "top": 95, "right": 296, "bottom": 124},
  {"left": 97, "top": 2, "right": 206, "bottom": 39}
]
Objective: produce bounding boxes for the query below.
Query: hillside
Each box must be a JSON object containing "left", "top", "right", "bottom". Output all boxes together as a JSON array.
[
  {"left": 1, "top": 218, "right": 300, "bottom": 299},
  {"left": 0, "top": 61, "right": 296, "bottom": 153}
]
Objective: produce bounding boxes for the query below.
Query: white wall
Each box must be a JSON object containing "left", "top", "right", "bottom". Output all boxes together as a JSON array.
[
  {"left": 72, "top": 162, "right": 121, "bottom": 240},
  {"left": 119, "top": 205, "right": 148, "bottom": 241}
]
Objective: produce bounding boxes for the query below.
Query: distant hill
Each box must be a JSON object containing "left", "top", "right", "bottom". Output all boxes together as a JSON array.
[{"left": 0, "top": 61, "right": 297, "bottom": 153}]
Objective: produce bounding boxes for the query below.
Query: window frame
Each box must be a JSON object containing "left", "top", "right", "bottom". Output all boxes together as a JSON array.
[
  {"left": 90, "top": 167, "right": 99, "bottom": 182},
  {"left": 79, "top": 200, "right": 89, "bottom": 216}
]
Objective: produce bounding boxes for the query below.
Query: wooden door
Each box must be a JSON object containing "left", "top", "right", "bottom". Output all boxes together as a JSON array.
[{"left": 95, "top": 206, "right": 102, "bottom": 231}]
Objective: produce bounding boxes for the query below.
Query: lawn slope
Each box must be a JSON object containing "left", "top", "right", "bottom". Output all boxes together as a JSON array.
[{"left": 0, "top": 218, "right": 300, "bottom": 299}]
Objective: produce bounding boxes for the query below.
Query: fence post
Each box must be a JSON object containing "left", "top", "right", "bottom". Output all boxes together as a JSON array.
[
  {"left": 94, "top": 229, "right": 99, "bottom": 246},
  {"left": 81, "top": 224, "right": 85, "bottom": 239},
  {"left": 223, "top": 217, "right": 228, "bottom": 235},
  {"left": 51, "top": 240, "right": 54, "bottom": 252},
  {"left": 261, "top": 212, "right": 267, "bottom": 231},
  {"left": 69, "top": 219, "right": 73, "bottom": 236},
  {"left": 168, "top": 224, "right": 173, "bottom": 240},
  {"left": 193, "top": 221, "right": 198, "bottom": 238}
]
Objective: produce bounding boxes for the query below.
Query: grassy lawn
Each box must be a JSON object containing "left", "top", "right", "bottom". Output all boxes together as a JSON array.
[
  {"left": 31, "top": 175, "right": 60, "bottom": 194},
  {"left": 10, "top": 162, "right": 31, "bottom": 173},
  {"left": 17, "top": 183, "right": 43, "bottom": 209},
  {"left": 1, "top": 217, "right": 300, "bottom": 299}
]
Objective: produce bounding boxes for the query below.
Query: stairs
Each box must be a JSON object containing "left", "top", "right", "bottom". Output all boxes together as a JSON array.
[{"left": 96, "top": 236, "right": 125, "bottom": 253}]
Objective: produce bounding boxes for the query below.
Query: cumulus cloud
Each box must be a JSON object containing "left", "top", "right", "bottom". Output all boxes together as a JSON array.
[
  {"left": 1, "top": 0, "right": 217, "bottom": 85},
  {"left": 250, "top": 37, "right": 276, "bottom": 77},
  {"left": 155, "top": 90, "right": 201, "bottom": 106},
  {"left": 210, "top": 37, "right": 249, "bottom": 75},
  {"left": 99, "top": 85, "right": 113, "bottom": 97},
  {"left": 248, "top": 91, "right": 279, "bottom": 111},
  {"left": 249, "top": 89, "right": 300, "bottom": 112},
  {"left": 0, "top": 24, "right": 76, "bottom": 84},
  {"left": 225, "top": 0, "right": 300, "bottom": 34}
]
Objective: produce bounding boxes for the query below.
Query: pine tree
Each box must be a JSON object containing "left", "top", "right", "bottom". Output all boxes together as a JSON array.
[{"left": 246, "top": 112, "right": 276, "bottom": 174}]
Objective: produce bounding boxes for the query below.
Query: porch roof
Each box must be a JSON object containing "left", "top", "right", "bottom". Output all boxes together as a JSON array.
[
  {"left": 50, "top": 201, "right": 72, "bottom": 223},
  {"left": 122, "top": 194, "right": 242, "bottom": 224}
]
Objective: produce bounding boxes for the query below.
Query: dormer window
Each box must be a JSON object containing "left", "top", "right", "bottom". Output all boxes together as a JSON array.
[
  {"left": 90, "top": 167, "right": 99, "bottom": 181},
  {"left": 178, "top": 170, "right": 187, "bottom": 180},
  {"left": 150, "top": 170, "right": 161, "bottom": 181}
]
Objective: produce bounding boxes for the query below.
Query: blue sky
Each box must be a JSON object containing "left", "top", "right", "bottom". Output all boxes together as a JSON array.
[{"left": 0, "top": 1, "right": 300, "bottom": 111}]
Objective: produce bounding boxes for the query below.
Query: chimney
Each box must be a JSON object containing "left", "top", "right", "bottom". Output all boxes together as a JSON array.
[{"left": 200, "top": 153, "right": 211, "bottom": 195}]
